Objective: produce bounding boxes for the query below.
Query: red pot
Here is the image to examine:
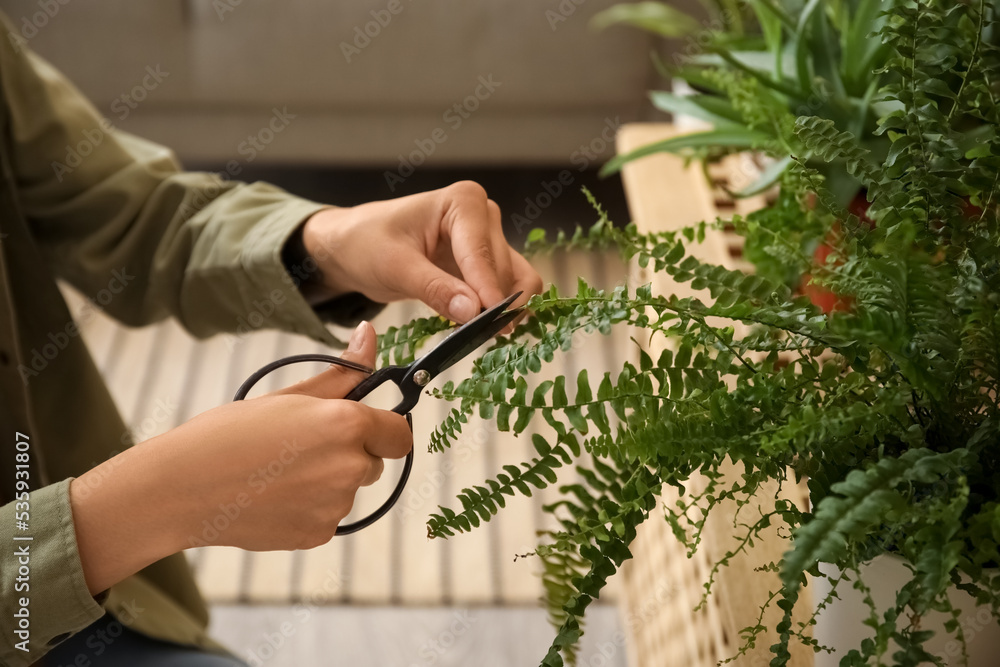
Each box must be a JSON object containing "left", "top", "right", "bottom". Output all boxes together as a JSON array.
[{"left": 800, "top": 192, "right": 873, "bottom": 313}]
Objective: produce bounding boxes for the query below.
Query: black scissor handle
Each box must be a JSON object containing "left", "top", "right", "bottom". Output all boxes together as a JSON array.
[
  {"left": 344, "top": 364, "right": 417, "bottom": 414},
  {"left": 233, "top": 353, "right": 414, "bottom": 536}
]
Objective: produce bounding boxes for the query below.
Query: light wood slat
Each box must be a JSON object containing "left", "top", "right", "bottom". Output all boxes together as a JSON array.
[
  {"left": 338, "top": 300, "right": 413, "bottom": 604},
  {"left": 490, "top": 244, "right": 550, "bottom": 601},
  {"left": 98, "top": 323, "right": 159, "bottom": 423},
  {"left": 491, "top": 432, "right": 545, "bottom": 604},
  {"left": 121, "top": 324, "right": 169, "bottom": 427},
  {"left": 436, "top": 437, "right": 456, "bottom": 604},
  {"left": 528, "top": 251, "right": 579, "bottom": 546},
  {"left": 196, "top": 545, "right": 246, "bottom": 602},
  {"left": 80, "top": 312, "right": 121, "bottom": 373},
  {"left": 133, "top": 320, "right": 199, "bottom": 440},
  {"left": 489, "top": 251, "right": 556, "bottom": 604},
  {"left": 60, "top": 286, "right": 121, "bottom": 373},
  {"left": 394, "top": 349, "right": 454, "bottom": 605},
  {"left": 437, "top": 351, "right": 496, "bottom": 605},
  {"left": 341, "top": 473, "right": 397, "bottom": 604},
  {"left": 550, "top": 250, "right": 584, "bottom": 498},
  {"left": 480, "top": 400, "right": 505, "bottom": 605},
  {"left": 590, "top": 249, "right": 630, "bottom": 604}
]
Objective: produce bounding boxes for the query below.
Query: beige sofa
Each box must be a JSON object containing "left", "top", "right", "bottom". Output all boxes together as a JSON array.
[{"left": 4, "top": 0, "right": 670, "bottom": 165}]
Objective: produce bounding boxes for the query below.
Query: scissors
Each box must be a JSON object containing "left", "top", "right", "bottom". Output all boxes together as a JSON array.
[{"left": 233, "top": 292, "right": 523, "bottom": 535}]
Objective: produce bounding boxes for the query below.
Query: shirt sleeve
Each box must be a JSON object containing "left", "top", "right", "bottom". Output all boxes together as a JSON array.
[
  {"left": 0, "top": 479, "right": 107, "bottom": 667},
  {"left": 0, "top": 15, "right": 382, "bottom": 346}
]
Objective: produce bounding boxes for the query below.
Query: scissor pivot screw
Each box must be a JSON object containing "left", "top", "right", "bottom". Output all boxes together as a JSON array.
[{"left": 413, "top": 370, "right": 432, "bottom": 386}]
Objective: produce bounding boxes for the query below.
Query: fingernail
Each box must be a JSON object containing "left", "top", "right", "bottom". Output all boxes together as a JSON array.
[
  {"left": 449, "top": 294, "right": 476, "bottom": 322},
  {"left": 348, "top": 321, "right": 368, "bottom": 353}
]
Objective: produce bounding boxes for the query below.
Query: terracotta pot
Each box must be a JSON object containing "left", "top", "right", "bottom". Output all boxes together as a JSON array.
[
  {"left": 801, "top": 194, "right": 985, "bottom": 313},
  {"left": 800, "top": 192, "right": 873, "bottom": 313}
]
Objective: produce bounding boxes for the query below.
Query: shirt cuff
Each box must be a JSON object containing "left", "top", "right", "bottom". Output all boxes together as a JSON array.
[
  {"left": 278, "top": 212, "right": 387, "bottom": 329},
  {"left": 0, "top": 478, "right": 107, "bottom": 666},
  {"left": 239, "top": 199, "right": 349, "bottom": 347},
  {"left": 312, "top": 291, "right": 387, "bottom": 327}
]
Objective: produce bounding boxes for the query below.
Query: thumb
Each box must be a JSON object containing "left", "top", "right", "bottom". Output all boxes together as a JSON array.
[
  {"left": 276, "top": 321, "right": 376, "bottom": 399},
  {"left": 404, "top": 256, "right": 481, "bottom": 323}
]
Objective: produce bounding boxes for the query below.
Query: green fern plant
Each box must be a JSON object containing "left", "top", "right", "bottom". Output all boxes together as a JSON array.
[{"left": 381, "top": 1, "right": 1000, "bottom": 665}]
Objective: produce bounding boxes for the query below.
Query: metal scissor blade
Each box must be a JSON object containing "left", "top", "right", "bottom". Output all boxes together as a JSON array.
[{"left": 409, "top": 291, "right": 523, "bottom": 380}]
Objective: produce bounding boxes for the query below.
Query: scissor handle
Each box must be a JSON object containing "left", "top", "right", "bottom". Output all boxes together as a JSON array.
[
  {"left": 344, "top": 365, "right": 414, "bottom": 413},
  {"left": 233, "top": 353, "right": 414, "bottom": 536}
]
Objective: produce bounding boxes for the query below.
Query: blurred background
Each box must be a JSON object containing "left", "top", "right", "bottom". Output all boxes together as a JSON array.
[
  {"left": 0, "top": 1, "right": 708, "bottom": 665},
  {"left": 0, "top": 0, "right": 712, "bottom": 242}
]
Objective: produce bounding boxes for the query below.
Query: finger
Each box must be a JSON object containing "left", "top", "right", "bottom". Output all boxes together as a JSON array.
[
  {"left": 359, "top": 454, "right": 385, "bottom": 487},
  {"left": 399, "top": 254, "right": 483, "bottom": 323},
  {"left": 276, "top": 321, "right": 377, "bottom": 400},
  {"left": 357, "top": 403, "right": 413, "bottom": 459},
  {"left": 510, "top": 251, "right": 544, "bottom": 306},
  {"left": 506, "top": 251, "right": 545, "bottom": 330},
  {"left": 486, "top": 199, "right": 515, "bottom": 295},
  {"left": 446, "top": 190, "right": 507, "bottom": 310}
]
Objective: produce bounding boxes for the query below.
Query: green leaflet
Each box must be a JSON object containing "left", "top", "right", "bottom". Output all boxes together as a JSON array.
[
  {"left": 600, "top": 128, "right": 773, "bottom": 177},
  {"left": 376, "top": 316, "right": 453, "bottom": 367},
  {"left": 589, "top": 1, "right": 701, "bottom": 38}
]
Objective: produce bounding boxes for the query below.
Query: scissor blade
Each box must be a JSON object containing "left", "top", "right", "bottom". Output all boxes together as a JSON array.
[
  {"left": 433, "top": 308, "right": 521, "bottom": 372},
  {"left": 412, "top": 292, "right": 523, "bottom": 379}
]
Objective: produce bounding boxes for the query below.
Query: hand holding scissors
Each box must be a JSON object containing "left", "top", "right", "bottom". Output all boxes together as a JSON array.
[{"left": 234, "top": 292, "right": 523, "bottom": 535}]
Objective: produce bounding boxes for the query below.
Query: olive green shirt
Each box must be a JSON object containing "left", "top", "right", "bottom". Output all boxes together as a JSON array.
[{"left": 0, "top": 13, "right": 380, "bottom": 666}]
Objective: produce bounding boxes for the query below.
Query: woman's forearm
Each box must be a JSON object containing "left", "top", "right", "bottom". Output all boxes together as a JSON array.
[
  {"left": 69, "top": 440, "right": 194, "bottom": 596},
  {"left": 65, "top": 322, "right": 410, "bottom": 596}
]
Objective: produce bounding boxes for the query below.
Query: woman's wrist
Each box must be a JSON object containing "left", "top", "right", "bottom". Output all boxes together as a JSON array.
[
  {"left": 301, "top": 207, "right": 356, "bottom": 298},
  {"left": 69, "top": 439, "right": 196, "bottom": 595}
]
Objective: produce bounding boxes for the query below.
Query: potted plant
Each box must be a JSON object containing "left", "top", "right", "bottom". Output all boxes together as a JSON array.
[
  {"left": 380, "top": 0, "right": 1000, "bottom": 664},
  {"left": 598, "top": 0, "right": 907, "bottom": 313}
]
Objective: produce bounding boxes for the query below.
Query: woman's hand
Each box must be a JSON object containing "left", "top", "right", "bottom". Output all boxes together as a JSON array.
[
  {"left": 69, "top": 321, "right": 410, "bottom": 595},
  {"left": 302, "top": 181, "right": 543, "bottom": 323}
]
